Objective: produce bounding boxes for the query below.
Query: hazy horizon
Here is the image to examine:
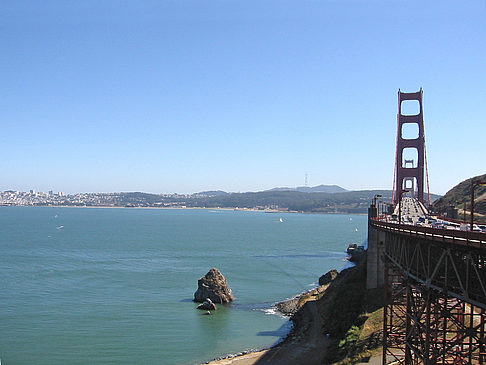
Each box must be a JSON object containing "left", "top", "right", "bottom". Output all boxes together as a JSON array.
[{"left": 2, "top": 183, "right": 443, "bottom": 196}]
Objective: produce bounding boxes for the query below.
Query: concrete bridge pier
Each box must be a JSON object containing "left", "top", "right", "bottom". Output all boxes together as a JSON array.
[{"left": 367, "top": 204, "right": 385, "bottom": 289}]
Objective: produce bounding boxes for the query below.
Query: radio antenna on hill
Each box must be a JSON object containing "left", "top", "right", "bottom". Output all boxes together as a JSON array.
[{"left": 305, "top": 173, "right": 309, "bottom": 187}]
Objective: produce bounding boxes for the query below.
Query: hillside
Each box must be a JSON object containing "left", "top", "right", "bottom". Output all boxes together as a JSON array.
[
  {"left": 186, "top": 189, "right": 393, "bottom": 213},
  {"left": 433, "top": 173, "right": 486, "bottom": 223},
  {"left": 268, "top": 185, "right": 348, "bottom": 194}
]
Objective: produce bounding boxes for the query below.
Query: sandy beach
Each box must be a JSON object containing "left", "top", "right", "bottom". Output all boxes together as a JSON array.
[{"left": 204, "top": 350, "right": 269, "bottom": 365}]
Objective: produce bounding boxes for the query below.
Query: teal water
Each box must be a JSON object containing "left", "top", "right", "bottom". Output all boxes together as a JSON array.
[{"left": 0, "top": 207, "right": 366, "bottom": 364}]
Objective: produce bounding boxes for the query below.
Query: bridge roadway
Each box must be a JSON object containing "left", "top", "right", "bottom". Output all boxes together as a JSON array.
[
  {"left": 392, "top": 197, "right": 428, "bottom": 225},
  {"left": 389, "top": 196, "right": 485, "bottom": 232},
  {"left": 370, "top": 218, "right": 486, "bottom": 305}
]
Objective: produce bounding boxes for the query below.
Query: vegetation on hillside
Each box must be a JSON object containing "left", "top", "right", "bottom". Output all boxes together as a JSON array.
[
  {"left": 433, "top": 173, "right": 486, "bottom": 223},
  {"left": 296, "top": 258, "right": 385, "bottom": 364},
  {"left": 110, "top": 189, "right": 400, "bottom": 213},
  {"left": 268, "top": 256, "right": 384, "bottom": 365},
  {"left": 185, "top": 189, "right": 395, "bottom": 213}
]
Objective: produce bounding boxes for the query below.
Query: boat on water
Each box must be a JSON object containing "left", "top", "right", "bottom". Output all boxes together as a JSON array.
[
  {"left": 346, "top": 243, "right": 358, "bottom": 254},
  {"left": 346, "top": 243, "right": 365, "bottom": 255}
]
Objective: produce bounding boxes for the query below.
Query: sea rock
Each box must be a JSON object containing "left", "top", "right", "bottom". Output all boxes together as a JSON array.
[
  {"left": 197, "top": 298, "right": 217, "bottom": 311},
  {"left": 194, "top": 268, "right": 235, "bottom": 304},
  {"left": 319, "top": 269, "right": 339, "bottom": 286}
]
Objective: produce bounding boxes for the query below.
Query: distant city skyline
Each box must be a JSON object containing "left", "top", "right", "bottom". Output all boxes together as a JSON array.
[
  {"left": 2, "top": 182, "right": 350, "bottom": 195},
  {"left": 0, "top": 178, "right": 467, "bottom": 196},
  {"left": 1, "top": 1, "right": 485, "bottom": 196}
]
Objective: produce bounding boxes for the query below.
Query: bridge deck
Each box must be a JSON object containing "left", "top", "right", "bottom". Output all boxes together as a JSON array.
[{"left": 370, "top": 219, "right": 486, "bottom": 248}]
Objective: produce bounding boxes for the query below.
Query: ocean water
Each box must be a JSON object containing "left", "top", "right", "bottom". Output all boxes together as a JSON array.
[{"left": 0, "top": 207, "right": 366, "bottom": 365}]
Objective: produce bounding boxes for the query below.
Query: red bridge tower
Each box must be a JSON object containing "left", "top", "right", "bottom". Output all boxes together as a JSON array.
[{"left": 393, "top": 89, "right": 427, "bottom": 204}]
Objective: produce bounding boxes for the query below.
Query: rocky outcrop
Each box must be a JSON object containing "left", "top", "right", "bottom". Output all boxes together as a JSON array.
[
  {"left": 194, "top": 268, "right": 235, "bottom": 304},
  {"left": 196, "top": 298, "right": 218, "bottom": 311},
  {"left": 276, "top": 270, "right": 340, "bottom": 316},
  {"left": 319, "top": 269, "right": 339, "bottom": 286},
  {"left": 276, "top": 292, "right": 308, "bottom": 316},
  {"left": 275, "top": 285, "right": 327, "bottom": 316}
]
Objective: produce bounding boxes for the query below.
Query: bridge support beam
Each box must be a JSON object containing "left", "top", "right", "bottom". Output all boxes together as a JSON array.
[
  {"left": 384, "top": 263, "right": 486, "bottom": 364},
  {"left": 377, "top": 222, "right": 486, "bottom": 364}
]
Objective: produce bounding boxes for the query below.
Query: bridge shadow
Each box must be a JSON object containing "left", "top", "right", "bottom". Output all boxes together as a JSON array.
[{"left": 256, "top": 321, "right": 292, "bottom": 338}]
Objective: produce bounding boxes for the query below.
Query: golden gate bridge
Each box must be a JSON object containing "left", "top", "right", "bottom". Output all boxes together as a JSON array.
[{"left": 367, "top": 89, "right": 486, "bottom": 364}]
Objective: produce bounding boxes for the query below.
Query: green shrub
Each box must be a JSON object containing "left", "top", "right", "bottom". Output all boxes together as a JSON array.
[{"left": 338, "top": 325, "right": 361, "bottom": 352}]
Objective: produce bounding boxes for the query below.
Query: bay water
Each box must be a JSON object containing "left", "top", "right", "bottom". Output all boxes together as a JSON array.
[{"left": 0, "top": 207, "right": 366, "bottom": 364}]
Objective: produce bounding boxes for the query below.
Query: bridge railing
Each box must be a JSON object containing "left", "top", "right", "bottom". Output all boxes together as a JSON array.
[{"left": 370, "top": 218, "right": 486, "bottom": 248}]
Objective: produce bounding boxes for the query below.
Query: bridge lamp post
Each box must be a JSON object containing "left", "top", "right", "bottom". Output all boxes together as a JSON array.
[
  {"left": 470, "top": 181, "right": 486, "bottom": 231},
  {"left": 373, "top": 194, "right": 382, "bottom": 215},
  {"left": 373, "top": 194, "right": 382, "bottom": 206},
  {"left": 398, "top": 190, "right": 409, "bottom": 224},
  {"left": 369, "top": 194, "right": 383, "bottom": 219},
  {"left": 463, "top": 201, "right": 467, "bottom": 223}
]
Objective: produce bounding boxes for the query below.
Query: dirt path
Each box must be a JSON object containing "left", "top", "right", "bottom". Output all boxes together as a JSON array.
[
  {"left": 206, "top": 297, "right": 328, "bottom": 365},
  {"left": 254, "top": 300, "right": 328, "bottom": 364}
]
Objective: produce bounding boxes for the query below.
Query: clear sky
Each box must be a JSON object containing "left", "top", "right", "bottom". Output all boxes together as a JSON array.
[{"left": 1, "top": 1, "right": 485, "bottom": 195}]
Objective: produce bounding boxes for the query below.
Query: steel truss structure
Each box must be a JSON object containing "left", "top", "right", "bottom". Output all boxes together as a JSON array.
[
  {"left": 372, "top": 221, "right": 486, "bottom": 364},
  {"left": 384, "top": 263, "right": 486, "bottom": 364}
]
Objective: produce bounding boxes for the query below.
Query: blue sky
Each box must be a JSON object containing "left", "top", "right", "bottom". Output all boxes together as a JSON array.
[{"left": 1, "top": 1, "right": 485, "bottom": 195}]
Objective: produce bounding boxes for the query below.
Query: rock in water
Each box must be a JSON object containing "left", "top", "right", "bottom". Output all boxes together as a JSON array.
[
  {"left": 194, "top": 268, "right": 235, "bottom": 304},
  {"left": 196, "top": 298, "right": 217, "bottom": 311},
  {"left": 319, "top": 269, "right": 339, "bottom": 286}
]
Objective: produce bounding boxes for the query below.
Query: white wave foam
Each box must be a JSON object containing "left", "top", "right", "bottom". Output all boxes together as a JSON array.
[{"left": 255, "top": 307, "right": 287, "bottom": 318}]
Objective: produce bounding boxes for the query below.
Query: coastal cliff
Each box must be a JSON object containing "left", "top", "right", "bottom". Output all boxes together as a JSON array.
[
  {"left": 206, "top": 256, "right": 384, "bottom": 365},
  {"left": 270, "top": 261, "right": 369, "bottom": 364}
]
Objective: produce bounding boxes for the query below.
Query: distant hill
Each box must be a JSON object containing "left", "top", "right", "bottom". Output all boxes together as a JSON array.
[
  {"left": 267, "top": 184, "right": 348, "bottom": 194},
  {"left": 433, "top": 173, "right": 486, "bottom": 222},
  {"left": 185, "top": 189, "right": 393, "bottom": 213},
  {"left": 117, "top": 188, "right": 442, "bottom": 213},
  {"left": 18, "top": 185, "right": 442, "bottom": 214},
  {"left": 296, "top": 184, "right": 348, "bottom": 193},
  {"left": 192, "top": 190, "right": 229, "bottom": 198}
]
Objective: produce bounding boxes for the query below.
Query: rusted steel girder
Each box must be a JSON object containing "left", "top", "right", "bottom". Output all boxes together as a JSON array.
[
  {"left": 384, "top": 230, "right": 486, "bottom": 310},
  {"left": 377, "top": 221, "right": 486, "bottom": 364},
  {"left": 384, "top": 263, "right": 486, "bottom": 364}
]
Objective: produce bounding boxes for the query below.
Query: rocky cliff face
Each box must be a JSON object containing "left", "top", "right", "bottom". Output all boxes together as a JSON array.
[
  {"left": 319, "top": 269, "right": 339, "bottom": 286},
  {"left": 194, "top": 268, "right": 235, "bottom": 304}
]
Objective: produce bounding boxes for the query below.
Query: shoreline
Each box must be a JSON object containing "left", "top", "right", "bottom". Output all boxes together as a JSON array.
[
  {"left": 0, "top": 205, "right": 367, "bottom": 215},
  {"left": 202, "top": 258, "right": 370, "bottom": 365},
  {"left": 202, "top": 277, "right": 337, "bottom": 365}
]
